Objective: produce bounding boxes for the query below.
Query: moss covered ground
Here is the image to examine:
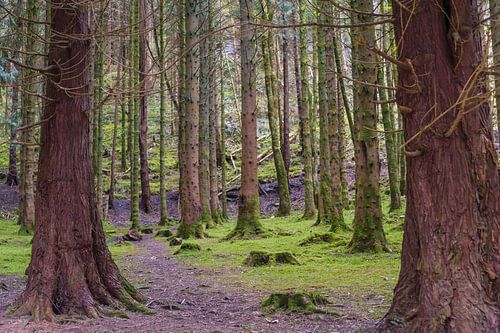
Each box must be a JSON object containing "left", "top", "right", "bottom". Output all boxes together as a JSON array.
[
  {"left": 165, "top": 195, "right": 405, "bottom": 317},
  {"left": 0, "top": 216, "right": 139, "bottom": 276}
]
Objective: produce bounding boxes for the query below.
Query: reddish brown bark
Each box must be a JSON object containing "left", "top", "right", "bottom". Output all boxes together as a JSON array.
[
  {"left": 11, "top": 1, "right": 146, "bottom": 320},
  {"left": 378, "top": 0, "right": 500, "bottom": 331}
]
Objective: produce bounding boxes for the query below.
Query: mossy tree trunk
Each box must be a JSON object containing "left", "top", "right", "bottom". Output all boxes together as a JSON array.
[
  {"left": 298, "top": 0, "right": 316, "bottom": 220},
  {"left": 108, "top": 63, "right": 120, "bottom": 211},
  {"left": 129, "top": 0, "right": 141, "bottom": 230},
  {"left": 259, "top": 0, "right": 291, "bottom": 217},
  {"left": 120, "top": 0, "right": 128, "bottom": 173},
  {"left": 179, "top": 0, "right": 204, "bottom": 239},
  {"left": 10, "top": 0, "right": 148, "bottom": 320},
  {"left": 226, "top": 0, "right": 264, "bottom": 239},
  {"left": 158, "top": 0, "right": 169, "bottom": 225},
  {"left": 280, "top": 6, "right": 291, "bottom": 175},
  {"left": 377, "top": 65, "right": 400, "bottom": 211},
  {"left": 18, "top": 0, "right": 37, "bottom": 234},
  {"left": 323, "top": 1, "right": 346, "bottom": 231},
  {"left": 177, "top": 0, "right": 187, "bottom": 222},
  {"left": 349, "top": 0, "right": 387, "bottom": 252},
  {"left": 378, "top": 0, "right": 500, "bottom": 330}
]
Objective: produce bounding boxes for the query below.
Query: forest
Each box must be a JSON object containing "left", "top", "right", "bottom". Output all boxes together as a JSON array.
[{"left": 0, "top": 0, "right": 498, "bottom": 332}]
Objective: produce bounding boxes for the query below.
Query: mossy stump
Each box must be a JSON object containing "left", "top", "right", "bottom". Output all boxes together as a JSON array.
[
  {"left": 299, "top": 233, "right": 348, "bottom": 247},
  {"left": 275, "top": 252, "right": 300, "bottom": 265},
  {"left": 155, "top": 229, "right": 173, "bottom": 238},
  {"left": 173, "top": 242, "right": 201, "bottom": 254},
  {"left": 169, "top": 237, "right": 183, "bottom": 246},
  {"left": 244, "top": 251, "right": 271, "bottom": 267},
  {"left": 244, "top": 251, "right": 300, "bottom": 266},
  {"left": 140, "top": 227, "right": 154, "bottom": 234},
  {"left": 261, "top": 291, "right": 331, "bottom": 314}
]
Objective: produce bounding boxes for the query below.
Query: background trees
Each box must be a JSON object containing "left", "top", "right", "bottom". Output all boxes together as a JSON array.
[{"left": 0, "top": 0, "right": 498, "bottom": 327}]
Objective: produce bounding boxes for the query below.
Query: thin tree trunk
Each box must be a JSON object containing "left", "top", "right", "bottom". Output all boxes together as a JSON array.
[
  {"left": 158, "top": 0, "right": 169, "bottom": 226},
  {"left": 129, "top": 0, "right": 141, "bottom": 229},
  {"left": 6, "top": 84, "right": 18, "bottom": 187},
  {"left": 349, "top": 0, "right": 387, "bottom": 252},
  {"left": 10, "top": 1, "right": 148, "bottom": 320},
  {"left": 280, "top": 7, "right": 291, "bottom": 175},
  {"left": 259, "top": 0, "right": 291, "bottom": 217},
  {"left": 379, "top": 0, "right": 500, "bottom": 330},
  {"left": 199, "top": 0, "right": 214, "bottom": 227},
  {"left": 179, "top": 0, "right": 204, "bottom": 238},
  {"left": 377, "top": 65, "right": 400, "bottom": 211},
  {"left": 138, "top": 0, "right": 152, "bottom": 213},
  {"left": 298, "top": 0, "right": 316, "bottom": 220},
  {"left": 18, "top": 0, "right": 37, "bottom": 234},
  {"left": 220, "top": 58, "right": 228, "bottom": 219},
  {"left": 108, "top": 65, "right": 120, "bottom": 210},
  {"left": 226, "top": 0, "right": 264, "bottom": 239}
]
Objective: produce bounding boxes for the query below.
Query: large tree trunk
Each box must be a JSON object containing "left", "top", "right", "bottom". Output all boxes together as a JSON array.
[
  {"left": 349, "top": 0, "right": 387, "bottom": 252},
  {"left": 179, "top": 0, "right": 204, "bottom": 238},
  {"left": 11, "top": 0, "right": 147, "bottom": 320},
  {"left": 138, "top": 0, "right": 152, "bottom": 213},
  {"left": 378, "top": 0, "right": 500, "bottom": 331},
  {"left": 226, "top": 0, "right": 264, "bottom": 239}
]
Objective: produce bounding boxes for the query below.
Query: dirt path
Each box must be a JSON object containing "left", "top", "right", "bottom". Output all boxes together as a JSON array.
[{"left": 0, "top": 236, "right": 374, "bottom": 333}]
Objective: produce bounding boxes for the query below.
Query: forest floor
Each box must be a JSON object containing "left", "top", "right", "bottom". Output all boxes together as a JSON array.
[{"left": 0, "top": 180, "right": 400, "bottom": 332}]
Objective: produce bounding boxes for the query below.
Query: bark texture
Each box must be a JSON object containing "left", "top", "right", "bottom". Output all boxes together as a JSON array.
[
  {"left": 11, "top": 1, "right": 147, "bottom": 320},
  {"left": 179, "top": 0, "right": 204, "bottom": 238},
  {"left": 378, "top": 0, "right": 500, "bottom": 331},
  {"left": 138, "top": 0, "right": 152, "bottom": 213},
  {"left": 349, "top": 0, "right": 387, "bottom": 252},
  {"left": 227, "top": 0, "right": 264, "bottom": 239}
]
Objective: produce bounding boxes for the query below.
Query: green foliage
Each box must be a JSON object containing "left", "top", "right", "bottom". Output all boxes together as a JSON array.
[{"left": 0, "top": 218, "right": 138, "bottom": 276}]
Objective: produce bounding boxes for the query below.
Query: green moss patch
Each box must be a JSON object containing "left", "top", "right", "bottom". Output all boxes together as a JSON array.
[
  {"left": 174, "top": 242, "right": 202, "bottom": 254},
  {"left": 155, "top": 229, "right": 173, "bottom": 238},
  {"left": 261, "top": 291, "right": 333, "bottom": 314},
  {"left": 299, "top": 232, "right": 349, "bottom": 247}
]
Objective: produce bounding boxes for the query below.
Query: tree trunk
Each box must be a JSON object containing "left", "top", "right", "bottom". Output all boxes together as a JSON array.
[
  {"left": 208, "top": 4, "right": 223, "bottom": 225},
  {"left": 220, "top": 59, "right": 228, "bottom": 219},
  {"left": 199, "top": 0, "right": 214, "bottom": 227},
  {"left": 377, "top": 65, "right": 400, "bottom": 211},
  {"left": 259, "top": 0, "right": 291, "bottom": 217},
  {"left": 349, "top": 0, "right": 387, "bottom": 252},
  {"left": 108, "top": 64, "right": 120, "bottom": 210},
  {"left": 6, "top": 84, "right": 18, "bottom": 187},
  {"left": 298, "top": 0, "right": 317, "bottom": 220},
  {"left": 18, "top": 0, "right": 37, "bottom": 234},
  {"left": 291, "top": 8, "right": 304, "bottom": 153},
  {"left": 158, "top": 0, "right": 169, "bottom": 226},
  {"left": 178, "top": 0, "right": 204, "bottom": 238},
  {"left": 129, "top": 0, "right": 141, "bottom": 229},
  {"left": 280, "top": 9, "right": 291, "bottom": 175},
  {"left": 138, "top": 0, "right": 152, "bottom": 213},
  {"left": 10, "top": 1, "right": 148, "bottom": 320},
  {"left": 226, "top": 0, "right": 264, "bottom": 239},
  {"left": 378, "top": 0, "right": 500, "bottom": 331}
]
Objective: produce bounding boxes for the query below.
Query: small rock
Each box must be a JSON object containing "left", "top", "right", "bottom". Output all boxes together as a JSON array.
[
  {"left": 0, "top": 282, "right": 8, "bottom": 291},
  {"left": 156, "top": 229, "right": 173, "bottom": 238}
]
